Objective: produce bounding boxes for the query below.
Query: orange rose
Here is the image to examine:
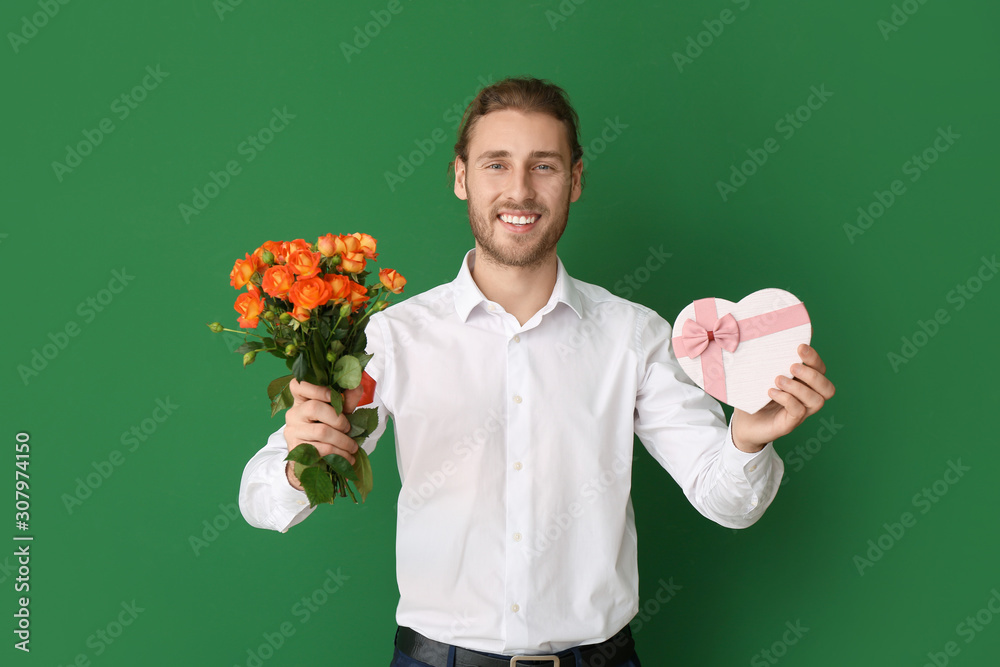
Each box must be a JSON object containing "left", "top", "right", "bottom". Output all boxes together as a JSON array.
[
  {"left": 262, "top": 265, "right": 296, "bottom": 298},
  {"left": 351, "top": 232, "right": 378, "bottom": 259},
  {"left": 324, "top": 273, "right": 352, "bottom": 301},
  {"left": 287, "top": 249, "right": 322, "bottom": 279},
  {"left": 288, "top": 276, "right": 333, "bottom": 310},
  {"left": 234, "top": 292, "right": 264, "bottom": 328},
  {"left": 329, "top": 235, "right": 366, "bottom": 274},
  {"left": 290, "top": 305, "right": 311, "bottom": 322},
  {"left": 229, "top": 253, "right": 262, "bottom": 289},
  {"left": 378, "top": 268, "right": 406, "bottom": 294},
  {"left": 254, "top": 240, "right": 284, "bottom": 264},
  {"left": 317, "top": 233, "right": 338, "bottom": 257},
  {"left": 346, "top": 280, "right": 370, "bottom": 311}
]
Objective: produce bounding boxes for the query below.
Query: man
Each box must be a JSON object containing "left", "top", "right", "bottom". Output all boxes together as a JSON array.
[{"left": 239, "top": 77, "right": 835, "bottom": 667}]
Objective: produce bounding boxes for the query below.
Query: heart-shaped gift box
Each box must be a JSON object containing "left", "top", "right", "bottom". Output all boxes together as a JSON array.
[{"left": 670, "top": 289, "right": 811, "bottom": 414}]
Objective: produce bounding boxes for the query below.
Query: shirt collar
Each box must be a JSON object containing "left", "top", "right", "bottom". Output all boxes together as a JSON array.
[{"left": 452, "top": 248, "right": 586, "bottom": 322}]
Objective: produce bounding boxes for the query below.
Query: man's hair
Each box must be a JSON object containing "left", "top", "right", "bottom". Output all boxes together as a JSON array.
[{"left": 448, "top": 76, "right": 585, "bottom": 189}]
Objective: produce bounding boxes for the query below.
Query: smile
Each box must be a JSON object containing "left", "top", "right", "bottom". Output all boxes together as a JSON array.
[{"left": 497, "top": 212, "right": 540, "bottom": 230}]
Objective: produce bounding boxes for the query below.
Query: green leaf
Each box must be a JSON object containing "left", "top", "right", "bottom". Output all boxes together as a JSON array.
[
  {"left": 331, "top": 327, "right": 347, "bottom": 340},
  {"left": 286, "top": 443, "right": 320, "bottom": 466},
  {"left": 351, "top": 330, "right": 368, "bottom": 355},
  {"left": 351, "top": 447, "right": 373, "bottom": 503},
  {"left": 310, "top": 334, "right": 330, "bottom": 386},
  {"left": 234, "top": 341, "right": 264, "bottom": 354},
  {"left": 356, "top": 352, "right": 374, "bottom": 370},
  {"left": 329, "top": 340, "right": 345, "bottom": 357},
  {"left": 329, "top": 389, "right": 343, "bottom": 415},
  {"left": 267, "top": 374, "right": 294, "bottom": 400},
  {"left": 270, "top": 384, "right": 294, "bottom": 418},
  {"left": 300, "top": 466, "right": 334, "bottom": 507},
  {"left": 348, "top": 408, "right": 379, "bottom": 437},
  {"left": 323, "top": 453, "right": 358, "bottom": 481},
  {"left": 333, "top": 355, "right": 362, "bottom": 389},
  {"left": 291, "top": 352, "right": 309, "bottom": 382}
]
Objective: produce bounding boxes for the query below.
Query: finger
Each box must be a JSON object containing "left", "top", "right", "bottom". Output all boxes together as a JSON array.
[
  {"left": 290, "top": 379, "right": 332, "bottom": 405},
  {"left": 767, "top": 386, "right": 808, "bottom": 422},
  {"left": 789, "top": 363, "right": 836, "bottom": 401},
  {"left": 290, "top": 441, "right": 357, "bottom": 466},
  {"left": 775, "top": 374, "right": 824, "bottom": 414},
  {"left": 294, "top": 400, "right": 351, "bottom": 433},
  {"left": 342, "top": 385, "right": 364, "bottom": 414},
  {"left": 797, "top": 344, "right": 827, "bottom": 376}
]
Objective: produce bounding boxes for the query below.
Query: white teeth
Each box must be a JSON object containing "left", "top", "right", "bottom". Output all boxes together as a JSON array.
[{"left": 500, "top": 214, "right": 538, "bottom": 225}]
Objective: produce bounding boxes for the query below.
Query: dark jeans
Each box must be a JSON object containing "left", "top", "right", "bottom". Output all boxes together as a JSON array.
[{"left": 390, "top": 646, "right": 643, "bottom": 667}]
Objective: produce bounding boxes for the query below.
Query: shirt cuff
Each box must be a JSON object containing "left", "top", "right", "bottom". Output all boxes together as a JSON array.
[
  {"left": 264, "top": 455, "right": 313, "bottom": 532},
  {"left": 721, "top": 417, "right": 775, "bottom": 479}
]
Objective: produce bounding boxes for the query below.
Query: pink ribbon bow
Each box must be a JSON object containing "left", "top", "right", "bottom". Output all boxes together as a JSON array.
[
  {"left": 680, "top": 313, "right": 739, "bottom": 358},
  {"left": 672, "top": 298, "right": 809, "bottom": 404}
]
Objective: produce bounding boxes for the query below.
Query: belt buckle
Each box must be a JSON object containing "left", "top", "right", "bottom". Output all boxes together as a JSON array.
[{"left": 509, "top": 657, "right": 560, "bottom": 666}]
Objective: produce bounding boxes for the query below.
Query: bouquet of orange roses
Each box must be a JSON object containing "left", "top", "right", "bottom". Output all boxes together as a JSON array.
[{"left": 208, "top": 233, "right": 405, "bottom": 507}]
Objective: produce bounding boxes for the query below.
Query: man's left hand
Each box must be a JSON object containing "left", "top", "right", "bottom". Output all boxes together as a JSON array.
[{"left": 731, "top": 343, "right": 835, "bottom": 452}]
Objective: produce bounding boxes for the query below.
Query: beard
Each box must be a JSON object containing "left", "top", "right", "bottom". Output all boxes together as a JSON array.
[{"left": 465, "top": 177, "right": 571, "bottom": 269}]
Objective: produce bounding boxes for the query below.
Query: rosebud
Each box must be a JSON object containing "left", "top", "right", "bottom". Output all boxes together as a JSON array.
[
  {"left": 330, "top": 254, "right": 342, "bottom": 266},
  {"left": 326, "top": 351, "right": 337, "bottom": 362},
  {"left": 339, "top": 303, "right": 351, "bottom": 318},
  {"left": 208, "top": 322, "right": 223, "bottom": 333},
  {"left": 243, "top": 351, "right": 257, "bottom": 367},
  {"left": 260, "top": 249, "right": 275, "bottom": 264},
  {"left": 285, "top": 344, "right": 298, "bottom": 357},
  {"left": 262, "top": 310, "right": 275, "bottom": 321},
  {"left": 279, "top": 312, "right": 292, "bottom": 324},
  {"left": 377, "top": 300, "right": 389, "bottom": 311}
]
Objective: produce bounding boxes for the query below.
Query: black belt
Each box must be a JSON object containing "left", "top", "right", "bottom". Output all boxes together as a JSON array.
[{"left": 395, "top": 624, "right": 636, "bottom": 667}]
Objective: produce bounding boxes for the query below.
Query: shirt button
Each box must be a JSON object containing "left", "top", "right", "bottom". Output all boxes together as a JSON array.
[
  {"left": 513, "top": 461, "right": 522, "bottom": 471},
  {"left": 488, "top": 304, "right": 496, "bottom": 312},
  {"left": 513, "top": 532, "right": 522, "bottom": 542},
  {"left": 513, "top": 395, "right": 522, "bottom": 404},
  {"left": 748, "top": 464, "right": 757, "bottom": 472},
  {"left": 511, "top": 603, "right": 520, "bottom": 613},
  {"left": 513, "top": 335, "right": 520, "bottom": 343},
  {"left": 296, "top": 500, "right": 306, "bottom": 505}
]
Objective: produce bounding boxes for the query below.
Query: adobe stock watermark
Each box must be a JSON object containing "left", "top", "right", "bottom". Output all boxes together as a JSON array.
[
  {"left": 716, "top": 84, "right": 833, "bottom": 202},
  {"left": 55, "top": 600, "right": 145, "bottom": 665},
  {"left": 877, "top": 0, "right": 933, "bottom": 41},
  {"left": 629, "top": 577, "right": 683, "bottom": 635},
  {"left": 384, "top": 74, "right": 494, "bottom": 192},
  {"left": 18, "top": 268, "right": 136, "bottom": 386},
  {"left": 232, "top": 568, "right": 349, "bottom": 667},
  {"left": 921, "top": 587, "right": 1000, "bottom": 667},
  {"left": 853, "top": 459, "right": 970, "bottom": 576},
  {"left": 581, "top": 117, "right": 629, "bottom": 171},
  {"left": 61, "top": 397, "right": 180, "bottom": 514},
  {"left": 178, "top": 106, "right": 295, "bottom": 224},
  {"left": 750, "top": 620, "right": 810, "bottom": 666},
  {"left": 189, "top": 502, "right": 240, "bottom": 556},
  {"left": 7, "top": 0, "right": 73, "bottom": 54},
  {"left": 887, "top": 254, "right": 996, "bottom": 373},
  {"left": 780, "top": 416, "right": 843, "bottom": 487},
  {"left": 613, "top": 245, "right": 671, "bottom": 298},
  {"left": 544, "top": 0, "right": 587, "bottom": 31},
  {"left": 844, "top": 126, "right": 959, "bottom": 244},
  {"left": 672, "top": 0, "right": 753, "bottom": 73},
  {"left": 397, "top": 408, "right": 504, "bottom": 524},
  {"left": 525, "top": 452, "right": 633, "bottom": 561},
  {"left": 51, "top": 65, "right": 170, "bottom": 182},
  {"left": 340, "top": 0, "right": 407, "bottom": 63},
  {"left": 213, "top": 0, "right": 248, "bottom": 21}
]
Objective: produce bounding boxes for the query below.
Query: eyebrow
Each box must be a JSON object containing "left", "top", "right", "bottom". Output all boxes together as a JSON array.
[{"left": 475, "top": 150, "right": 564, "bottom": 163}]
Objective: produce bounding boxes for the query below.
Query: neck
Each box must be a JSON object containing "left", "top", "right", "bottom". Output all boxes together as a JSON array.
[{"left": 470, "top": 247, "right": 558, "bottom": 326}]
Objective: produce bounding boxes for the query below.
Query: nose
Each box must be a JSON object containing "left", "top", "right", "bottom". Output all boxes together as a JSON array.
[{"left": 506, "top": 164, "right": 536, "bottom": 203}]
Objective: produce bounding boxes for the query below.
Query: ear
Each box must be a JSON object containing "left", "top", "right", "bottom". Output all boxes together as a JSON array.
[
  {"left": 453, "top": 157, "right": 468, "bottom": 200},
  {"left": 569, "top": 158, "right": 583, "bottom": 203}
]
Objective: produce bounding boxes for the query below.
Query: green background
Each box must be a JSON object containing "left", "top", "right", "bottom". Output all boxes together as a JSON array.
[{"left": 4, "top": 0, "right": 999, "bottom": 665}]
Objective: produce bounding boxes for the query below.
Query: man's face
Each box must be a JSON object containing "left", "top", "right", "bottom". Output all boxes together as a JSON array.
[{"left": 454, "top": 109, "right": 583, "bottom": 269}]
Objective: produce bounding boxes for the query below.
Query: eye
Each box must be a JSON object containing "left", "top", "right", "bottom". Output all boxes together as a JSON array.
[
  {"left": 486, "top": 163, "right": 504, "bottom": 170},
  {"left": 536, "top": 164, "right": 552, "bottom": 171}
]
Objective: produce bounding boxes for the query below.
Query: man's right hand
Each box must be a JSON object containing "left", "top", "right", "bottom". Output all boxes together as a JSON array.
[{"left": 283, "top": 379, "right": 364, "bottom": 491}]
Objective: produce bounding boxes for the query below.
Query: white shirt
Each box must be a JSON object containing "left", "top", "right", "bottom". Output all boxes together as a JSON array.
[{"left": 239, "top": 249, "right": 783, "bottom": 655}]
